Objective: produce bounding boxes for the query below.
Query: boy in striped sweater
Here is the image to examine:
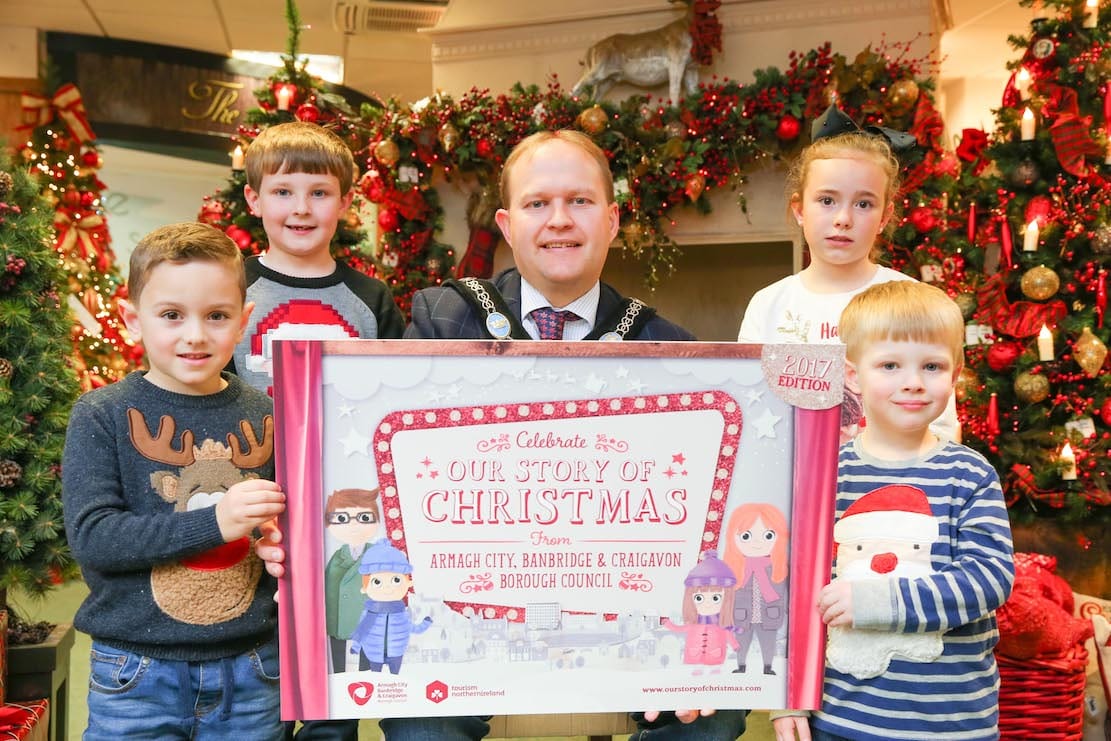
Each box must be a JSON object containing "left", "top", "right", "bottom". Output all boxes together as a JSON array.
[{"left": 774, "top": 280, "right": 1014, "bottom": 741}]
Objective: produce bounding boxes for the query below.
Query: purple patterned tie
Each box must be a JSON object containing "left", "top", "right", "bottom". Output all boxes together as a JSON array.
[{"left": 531, "top": 307, "right": 576, "bottom": 340}]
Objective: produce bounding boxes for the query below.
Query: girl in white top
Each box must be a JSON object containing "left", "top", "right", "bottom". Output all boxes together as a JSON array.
[{"left": 737, "top": 124, "right": 960, "bottom": 441}]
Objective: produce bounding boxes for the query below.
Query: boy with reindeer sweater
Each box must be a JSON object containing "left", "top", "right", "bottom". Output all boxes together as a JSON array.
[{"left": 62, "top": 223, "right": 286, "bottom": 740}]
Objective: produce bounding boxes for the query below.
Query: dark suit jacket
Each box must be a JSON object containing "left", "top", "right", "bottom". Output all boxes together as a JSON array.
[{"left": 405, "top": 269, "right": 696, "bottom": 341}]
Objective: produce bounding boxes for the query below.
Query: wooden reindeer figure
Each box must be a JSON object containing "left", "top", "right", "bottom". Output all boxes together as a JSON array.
[{"left": 571, "top": 0, "right": 699, "bottom": 103}]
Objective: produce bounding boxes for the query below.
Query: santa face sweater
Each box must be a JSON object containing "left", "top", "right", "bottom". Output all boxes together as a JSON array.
[
  {"left": 812, "top": 438, "right": 1015, "bottom": 741},
  {"left": 230, "top": 256, "right": 406, "bottom": 394},
  {"left": 62, "top": 372, "right": 278, "bottom": 661}
]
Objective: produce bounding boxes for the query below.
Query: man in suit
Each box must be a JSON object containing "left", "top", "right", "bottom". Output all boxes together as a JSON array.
[
  {"left": 405, "top": 130, "right": 693, "bottom": 344},
  {"left": 387, "top": 130, "right": 749, "bottom": 741}
]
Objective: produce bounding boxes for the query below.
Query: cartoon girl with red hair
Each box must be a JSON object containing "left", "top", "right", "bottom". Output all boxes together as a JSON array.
[{"left": 721, "top": 502, "right": 789, "bottom": 675}]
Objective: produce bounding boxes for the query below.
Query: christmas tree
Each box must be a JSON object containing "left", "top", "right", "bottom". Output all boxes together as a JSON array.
[
  {"left": 0, "top": 148, "right": 82, "bottom": 614},
  {"left": 17, "top": 81, "right": 142, "bottom": 390},
  {"left": 199, "top": 0, "right": 381, "bottom": 275},
  {"left": 920, "top": 0, "right": 1111, "bottom": 524}
]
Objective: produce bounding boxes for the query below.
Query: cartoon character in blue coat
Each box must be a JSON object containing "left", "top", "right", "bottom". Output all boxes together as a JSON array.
[{"left": 349, "top": 540, "right": 432, "bottom": 674}]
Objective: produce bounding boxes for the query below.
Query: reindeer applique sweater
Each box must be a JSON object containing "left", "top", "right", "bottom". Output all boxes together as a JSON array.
[{"left": 62, "top": 371, "right": 278, "bottom": 661}]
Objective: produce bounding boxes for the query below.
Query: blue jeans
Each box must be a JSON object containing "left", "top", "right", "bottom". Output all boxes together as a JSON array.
[
  {"left": 83, "top": 639, "right": 282, "bottom": 740},
  {"left": 379, "top": 711, "right": 748, "bottom": 740}
]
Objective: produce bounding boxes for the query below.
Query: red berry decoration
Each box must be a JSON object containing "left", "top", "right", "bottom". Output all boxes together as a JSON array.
[
  {"left": 909, "top": 206, "right": 938, "bottom": 233},
  {"left": 986, "top": 341, "right": 1023, "bottom": 372},
  {"left": 199, "top": 200, "right": 225, "bottom": 225},
  {"left": 81, "top": 149, "right": 101, "bottom": 168},
  {"left": 295, "top": 103, "right": 320, "bottom": 123},
  {"left": 377, "top": 208, "right": 399, "bottom": 232},
  {"left": 475, "top": 139, "right": 495, "bottom": 159},
  {"left": 776, "top": 114, "right": 801, "bottom": 142},
  {"left": 80, "top": 191, "right": 96, "bottom": 208}
]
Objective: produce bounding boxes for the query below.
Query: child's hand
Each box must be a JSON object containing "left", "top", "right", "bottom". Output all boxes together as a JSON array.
[
  {"left": 772, "top": 714, "right": 811, "bottom": 741},
  {"left": 216, "top": 479, "right": 285, "bottom": 543},
  {"left": 817, "top": 580, "right": 854, "bottom": 627},
  {"left": 255, "top": 519, "right": 286, "bottom": 579}
]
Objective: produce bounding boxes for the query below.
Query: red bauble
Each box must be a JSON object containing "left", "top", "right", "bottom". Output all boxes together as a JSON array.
[
  {"left": 1024, "top": 195, "right": 1053, "bottom": 228},
  {"left": 776, "top": 114, "right": 801, "bottom": 142},
  {"left": 377, "top": 208, "right": 399, "bottom": 232},
  {"left": 1101, "top": 398, "right": 1111, "bottom": 426},
  {"left": 987, "top": 341, "right": 1023, "bottom": 372},
  {"left": 62, "top": 189, "right": 82, "bottom": 207},
  {"left": 80, "top": 191, "right": 96, "bottom": 208},
  {"left": 225, "top": 225, "right": 253, "bottom": 251},
  {"left": 81, "top": 149, "right": 101, "bottom": 168},
  {"left": 295, "top": 103, "right": 320, "bottom": 123},
  {"left": 909, "top": 206, "right": 938, "bottom": 233},
  {"left": 475, "top": 139, "right": 495, "bottom": 159}
]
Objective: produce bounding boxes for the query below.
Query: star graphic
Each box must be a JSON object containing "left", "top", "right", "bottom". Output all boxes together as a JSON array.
[
  {"left": 663, "top": 467, "right": 676, "bottom": 479},
  {"left": 445, "top": 384, "right": 462, "bottom": 399},
  {"left": 337, "top": 403, "right": 356, "bottom": 418},
  {"left": 745, "top": 388, "right": 765, "bottom": 405},
  {"left": 627, "top": 378, "right": 646, "bottom": 393},
  {"left": 415, "top": 472, "right": 423, "bottom": 479},
  {"left": 427, "top": 390, "right": 444, "bottom": 403},
  {"left": 429, "top": 470, "right": 440, "bottom": 479},
  {"left": 672, "top": 452, "right": 686, "bottom": 465},
  {"left": 338, "top": 427, "right": 370, "bottom": 457},
  {"left": 421, "top": 457, "right": 433, "bottom": 468},
  {"left": 753, "top": 408, "right": 782, "bottom": 439},
  {"left": 615, "top": 366, "right": 630, "bottom": 378}
]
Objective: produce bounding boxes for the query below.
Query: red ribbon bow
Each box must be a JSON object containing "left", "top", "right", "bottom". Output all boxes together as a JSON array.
[
  {"left": 977, "top": 272, "right": 1067, "bottom": 338},
  {"left": 20, "top": 83, "right": 96, "bottom": 143},
  {"left": 1040, "top": 83, "right": 1103, "bottom": 177}
]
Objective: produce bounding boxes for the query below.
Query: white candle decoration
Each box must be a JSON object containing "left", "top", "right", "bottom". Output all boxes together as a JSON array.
[
  {"left": 231, "top": 145, "right": 245, "bottom": 171},
  {"left": 1060, "top": 442, "right": 1077, "bottom": 480},
  {"left": 1016, "top": 68, "right": 1032, "bottom": 98},
  {"left": 1023, "top": 219, "right": 1040, "bottom": 252},
  {"left": 276, "top": 85, "right": 294, "bottom": 111},
  {"left": 1037, "top": 324, "right": 1054, "bottom": 361},
  {"left": 1020, "top": 107, "right": 1036, "bottom": 140},
  {"left": 1105, "top": 140, "right": 1111, "bottom": 165},
  {"left": 1084, "top": 0, "right": 1099, "bottom": 28}
]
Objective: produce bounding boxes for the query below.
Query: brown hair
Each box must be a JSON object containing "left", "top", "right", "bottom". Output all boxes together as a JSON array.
[
  {"left": 682, "top": 585, "right": 736, "bottom": 627},
  {"left": 787, "top": 132, "right": 902, "bottom": 242},
  {"left": 244, "top": 122, "right": 356, "bottom": 194},
  {"left": 325, "top": 488, "right": 380, "bottom": 518},
  {"left": 499, "top": 130, "right": 614, "bottom": 208},
  {"left": 127, "top": 222, "right": 244, "bottom": 306},
  {"left": 838, "top": 280, "right": 965, "bottom": 367}
]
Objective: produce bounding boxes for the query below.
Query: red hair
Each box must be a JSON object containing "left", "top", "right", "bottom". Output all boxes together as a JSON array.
[{"left": 721, "top": 503, "right": 789, "bottom": 584}]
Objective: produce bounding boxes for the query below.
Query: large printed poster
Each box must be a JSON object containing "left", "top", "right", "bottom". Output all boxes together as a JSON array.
[{"left": 273, "top": 340, "right": 842, "bottom": 720}]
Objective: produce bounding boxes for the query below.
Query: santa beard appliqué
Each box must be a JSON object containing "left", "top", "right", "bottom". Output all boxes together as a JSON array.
[{"left": 825, "top": 559, "right": 943, "bottom": 679}]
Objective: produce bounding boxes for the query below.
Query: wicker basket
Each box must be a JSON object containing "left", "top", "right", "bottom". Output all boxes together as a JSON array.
[{"left": 997, "top": 642, "right": 1089, "bottom": 740}]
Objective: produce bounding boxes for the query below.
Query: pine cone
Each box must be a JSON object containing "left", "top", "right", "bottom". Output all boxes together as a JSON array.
[
  {"left": 0, "top": 357, "right": 12, "bottom": 379},
  {"left": 0, "top": 459, "right": 22, "bottom": 488},
  {"left": 0, "top": 170, "right": 12, "bottom": 199}
]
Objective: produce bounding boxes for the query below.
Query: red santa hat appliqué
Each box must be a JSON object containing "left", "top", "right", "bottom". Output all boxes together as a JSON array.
[
  {"left": 247, "top": 300, "right": 359, "bottom": 375},
  {"left": 833, "top": 484, "right": 938, "bottom": 544}
]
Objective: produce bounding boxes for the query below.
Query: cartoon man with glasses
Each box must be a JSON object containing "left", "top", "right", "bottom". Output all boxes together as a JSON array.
[{"left": 324, "top": 488, "right": 381, "bottom": 672}]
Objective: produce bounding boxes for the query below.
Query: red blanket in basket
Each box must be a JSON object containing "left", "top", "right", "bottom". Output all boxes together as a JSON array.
[{"left": 996, "top": 553, "right": 1093, "bottom": 660}]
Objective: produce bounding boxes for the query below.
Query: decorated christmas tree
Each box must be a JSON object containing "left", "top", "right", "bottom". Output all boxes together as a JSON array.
[
  {"left": 17, "top": 80, "right": 142, "bottom": 390},
  {"left": 920, "top": 0, "right": 1111, "bottom": 524},
  {"left": 0, "top": 148, "right": 82, "bottom": 615},
  {"left": 199, "top": 0, "right": 381, "bottom": 275}
]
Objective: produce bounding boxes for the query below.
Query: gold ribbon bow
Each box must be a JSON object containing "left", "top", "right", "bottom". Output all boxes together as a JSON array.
[{"left": 55, "top": 209, "right": 110, "bottom": 271}]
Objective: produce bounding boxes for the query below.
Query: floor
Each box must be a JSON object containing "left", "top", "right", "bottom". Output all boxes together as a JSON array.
[{"left": 12, "top": 580, "right": 776, "bottom": 741}]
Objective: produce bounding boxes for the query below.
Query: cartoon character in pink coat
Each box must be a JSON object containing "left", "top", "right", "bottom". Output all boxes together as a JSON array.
[{"left": 662, "top": 550, "right": 739, "bottom": 671}]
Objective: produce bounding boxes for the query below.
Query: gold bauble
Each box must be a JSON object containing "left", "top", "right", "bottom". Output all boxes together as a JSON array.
[
  {"left": 578, "top": 105, "right": 608, "bottom": 135},
  {"left": 887, "top": 79, "right": 920, "bottom": 112},
  {"left": 438, "top": 123, "right": 459, "bottom": 152},
  {"left": 345, "top": 209, "right": 361, "bottom": 230},
  {"left": 665, "top": 120, "right": 687, "bottom": 140},
  {"left": 1074, "top": 326, "right": 1108, "bottom": 377},
  {"left": 1020, "top": 265, "right": 1060, "bottom": 300},
  {"left": 373, "top": 139, "right": 401, "bottom": 167},
  {"left": 1014, "top": 371, "right": 1050, "bottom": 404},
  {"left": 955, "top": 366, "right": 978, "bottom": 402}
]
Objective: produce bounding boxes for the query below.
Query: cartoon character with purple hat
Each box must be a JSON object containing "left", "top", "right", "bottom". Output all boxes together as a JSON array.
[
  {"left": 662, "top": 550, "right": 739, "bottom": 670},
  {"left": 349, "top": 540, "right": 432, "bottom": 674}
]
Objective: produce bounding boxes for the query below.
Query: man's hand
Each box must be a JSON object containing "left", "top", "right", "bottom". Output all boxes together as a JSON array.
[
  {"left": 215, "top": 479, "right": 285, "bottom": 542},
  {"left": 817, "top": 580, "right": 854, "bottom": 627},
  {"left": 255, "top": 519, "right": 286, "bottom": 579},
  {"left": 642, "top": 709, "right": 717, "bottom": 724}
]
